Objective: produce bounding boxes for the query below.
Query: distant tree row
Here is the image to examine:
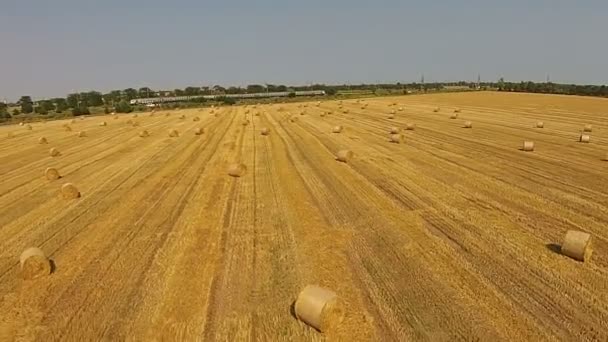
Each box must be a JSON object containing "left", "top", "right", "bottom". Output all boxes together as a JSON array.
[{"left": 4, "top": 79, "right": 606, "bottom": 121}]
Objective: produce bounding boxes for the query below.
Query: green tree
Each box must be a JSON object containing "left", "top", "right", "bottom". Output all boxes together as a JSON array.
[
  {"left": 52, "top": 98, "right": 69, "bottom": 113},
  {"left": 138, "top": 87, "right": 153, "bottom": 98},
  {"left": 0, "top": 102, "right": 7, "bottom": 115},
  {"left": 36, "top": 100, "right": 55, "bottom": 114},
  {"left": 18, "top": 96, "right": 34, "bottom": 114},
  {"left": 67, "top": 93, "right": 79, "bottom": 108},
  {"left": 123, "top": 88, "right": 138, "bottom": 101},
  {"left": 184, "top": 87, "right": 201, "bottom": 96},
  {"left": 115, "top": 100, "right": 133, "bottom": 113},
  {"left": 246, "top": 84, "right": 265, "bottom": 93}
]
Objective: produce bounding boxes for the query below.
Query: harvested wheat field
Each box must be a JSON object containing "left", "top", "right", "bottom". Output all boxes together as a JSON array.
[{"left": 0, "top": 92, "right": 607, "bottom": 341}]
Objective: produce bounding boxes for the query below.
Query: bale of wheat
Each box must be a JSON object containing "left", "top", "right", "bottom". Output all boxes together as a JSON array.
[
  {"left": 70, "top": 119, "right": 76, "bottom": 124},
  {"left": 255, "top": 112, "right": 260, "bottom": 116},
  {"left": 450, "top": 113, "right": 459, "bottom": 119},
  {"left": 194, "top": 128, "right": 203, "bottom": 135},
  {"left": 332, "top": 126, "right": 343, "bottom": 133},
  {"left": 132, "top": 121, "right": 140, "bottom": 127},
  {"left": 242, "top": 120, "right": 250, "bottom": 126},
  {"left": 390, "top": 110, "right": 396, "bottom": 114},
  {"left": 19, "top": 122, "right": 24, "bottom": 126},
  {"left": 320, "top": 113, "right": 326, "bottom": 117},
  {"left": 169, "top": 129, "right": 179, "bottom": 137},
  {"left": 126, "top": 119, "right": 133, "bottom": 125},
  {"left": 165, "top": 113, "right": 171, "bottom": 117},
  {"left": 228, "top": 163, "right": 247, "bottom": 177},
  {"left": 179, "top": 115, "right": 185, "bottom": 120},
  {"left": 7, "top": 132, "right": 14, "bottom": 138},
  {"left": 522, "top": 141, "right": 534, "bottom": 152},
  {"left": 38, "top": 137, "right": 48, "bottom": 144},
  {"left": 343, "top": 109, "right": 349, "bottom": 114},
  {"left": 113, "top": 115, "right": 119, "bottom": 120},
  {"left": 388, "top": 114, "right": 395, "bottom": 119},
  {"left": 398, "top": 107, "right": 404, "bottom": 111},
  {"left": 100, "top": 121, "right": 107, "bottom": 126},
  {"left": 405, "top": 123, "right": 416, "bottom": 130},
  {"left": 61, "top": 183, "right": 80, "bottom": 199},
  {"left": 454, "top": 108, "right": 461, "bottom": 113},
  {"left": 77, "top": 131, "right": 87, "bottom": 138},
  {"left": 433, "top": 107, "right": 441, "bottom": 112},
  {"left": 139, "top": 130, "right": 149, "bottom": 138},
  {"left": 390, "top": 127, "right": 400, "bottom": 134},
  {"left": 294, "top": 285, "right": 344, "bottom": 332},
  {"left": 132, "top": 114, "right": 138, "bottom": 118},
  {"left": 462, "top": 121, "right": 473, "bottom": 128},
  {"left": 64, "top": 125, "right": 72, "bottom": 132},
  {"left": 579, "top": 134, "right": 590, "bottom": 143},
  {"left": 20, "top": 247, "right": 51, "bottom": 280},
  {"left": 261, "top": 128, "right": 270, "bottom": 136},
  {"left": 45, "top": 167, "right": 61, "bottom": 181},
  {"left": 583, "top": 124, "right": 592, "bottom": 132},
  {"left": 290, "top": 117, "right": 298, "bottom": 123},
  {"left": 49, "top": 148, "right": 60, "bottom": 157},
  {"left": 26, "top": 124, "right": 33, "bottom": 130},
  {"left": 536, "top": 121, "right": 544, "bottom": 128},
  {"left": 192, "top": 116, "right": 200, "bottom": 122},
  {"left": 561, "top": 230, "right": 592, "bottom": 262},
  {"left": 389, "top": 134, "right": 404, "bottom": 143},
  {"left": 335, "top": 150, "right": 353, "bottom": 163}
]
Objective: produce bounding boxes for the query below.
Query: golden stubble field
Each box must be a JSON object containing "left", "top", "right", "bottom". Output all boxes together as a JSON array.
[{"left": 0, "top": 91, "right": 607, "bottom": 341}]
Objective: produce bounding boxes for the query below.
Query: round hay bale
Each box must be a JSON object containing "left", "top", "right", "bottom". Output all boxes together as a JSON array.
[
  {"left": 132, "top": 121, "right": 140, "bottom": 127},
  {"left": 454, "top": 108, "right": 461, "bottom": 113},
  {"left": 522, "top": 141, "right": 534, "bottom": 152},
  {"left": 294, "top": 285, "right": 344, "bottom": 332},
  {"left": 70, "top": 119, "right": 76, "bottom": 124},
  {"left": 193, "top": 116, "right": 200, "bottom": 122},
  {"left": 389, "top": 134, "right": 404, "bottom": 144},
  {"left": 45, "top": 167, "right": 61, "bottom": 181},
  {"left": 290, "top": 117, "right": 298, "bottom": 123},
  {"left": 450, "top": 113, "right": 459, "bottom": 119},
  {"left": 169, "top": 129, "right": 179, "bottom": 137},
  {"left": 536, "top": 121, "right": 544, "bottom": 128},
  {"left": 132, "top": 114, "right": 138, "bottom": 118},
  {"left": 49, "top": 148, "right": 60, "bottom": 157},
  {"left": 561, "top": 230, "right": 592, "bottom": 262},
  {"left": 335, "top": 150, "right": 353, "bottom": 163},
  {"left": 165, "top": 113, "right": 171, "bottom": 117},
  {"left": 463, "top": 121, "right": 473, "bottom": 128},
  {"left": 19, "top": 122, "right": 24, "bottom": 126},
  {"left": 579, "top": 134, "right": 590, "bottom": 143},
  {"left": 398, "top": 107, "right": 404, "bottom": 112},
  {"left": 320, "top": 113, "right": 326, "bottom": 118},
  {"left": 126, "top": 119, "right": 133, "bottom": 125},
  {"left": 255, "top": 112, "right": 260, "bottom": 116},
  {"left": 19, "top": 247, "right": 51, "bottom": 280},
  {"left": 113, "top": 115, "right": 119, "bottom": 120},
  {"left": 603, "top": 152, "right": 608, "bottom": 161},
  {"left": 405, "top": 123, "right": 416, "bottom": 130},
  {"left": 389, "top": 127, "right": 400, "bottom": 134},
  {"left": 327, "top": 111, "right": 333, "bottom": 115},
  {"left": 433, "top": 107, "right": 441, "bottom": 112},
  {"left": 99, "top": 121, "right": 107, "bottom": 126},
  {"left": 242, "top": 120, "right": 250, "bottom": 126},
  {"left": 583, "top": 124, "right": 592, "bottom": 132},
  {"left": 7, "top": 132, "right": 14, "bottom": 138},
  {"left": 343, "top": 109, "right": 349, "bottom": 114},
  {"left": 390, "top": 110, "right": 396, "bottom": 114},
  {"left": 388, "top": 114, "right": 395, "bottom": 119},
  {"left": 139, "top": 130, "right": 149, "bottom": 138},
  {"left": 26, "top": 124, "right": 33, "bottom": 130},
  {"left": 261, "top": 128, "right": 270, "bottom": 136},
  {"left": 194, "top": 128, "right": 203, "bottom": 135},
  {"left": 61, "top": 183, "right": 80, "bottom": 199},
  {"left": 38, "top": 137, "right": 48, "bottom": 144},
  {"left": 300, "top": 111, "right": 306, "bottom": 116},
  {"left": 64, "top": 125, "right": 72, "bottom": 132},
  {"left": 77, "top": 131, "right": 87, "bottom": 138},
  {"left": 228, "top": 163, "right": 247, "bottom": 177},
  {"left": 179, "top": 115, "right": 186, "bottom": 120},
  {"left": 332, "top": 126, "right": 343, "bottom": 134}
]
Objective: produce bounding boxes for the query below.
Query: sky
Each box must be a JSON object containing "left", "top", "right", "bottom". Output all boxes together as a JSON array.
[{"left": 1, "top": 0, "right": 607, "bottom": 101}]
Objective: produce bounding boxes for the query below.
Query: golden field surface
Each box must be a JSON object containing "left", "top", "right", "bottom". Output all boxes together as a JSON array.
[{"left": 0, "top": 92, "right": 607, "bottom": 341}]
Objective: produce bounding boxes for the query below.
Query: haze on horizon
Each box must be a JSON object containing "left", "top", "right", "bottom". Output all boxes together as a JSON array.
[{"left": 1, "top": 0, "right": 607, "bottom": 101}]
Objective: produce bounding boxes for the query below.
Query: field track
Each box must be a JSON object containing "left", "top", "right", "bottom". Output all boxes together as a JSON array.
[{"left": 0, "top": 92, "right": 607, "bottom": 341}]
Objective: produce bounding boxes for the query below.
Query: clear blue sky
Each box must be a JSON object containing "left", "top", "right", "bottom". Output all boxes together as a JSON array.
[{"left": 1, "top": 0, "right": 606, "bottom": 101}]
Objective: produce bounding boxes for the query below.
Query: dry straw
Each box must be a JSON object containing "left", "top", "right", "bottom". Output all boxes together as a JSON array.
[
  {"left": 561, "top": 230, "right": 592, "bottom": 262},
  {"left": 332, "top": 126, "right": 343, "bottom": 133},
  {"left": 522, "top": 141, "right": 534, "bottom": 152},
  {"left": 38, "top": 137, "right": 48, "bottom": 144},
  {"left": 294, "top": 285, "right": 344, "bottom": 332},
  {"left": 335, "top": 150, "right": 353, "bottom": 163},
  {"left": 49, "top": 148, "right": 60, "bottom": 157},
  {"left": 126, "top": 119, "right": 133, "bottom": 125},
  {"left": 579, "top": 134, "right": 590, "bottom": 143},
  {"left": 20, "top": 247, "right": 51, "bottom": 280},
  {"left": 261, "top": 128, "right": 270, "bottom": 136},
  {"left": 464, "top": 121, "right": 473, "bottom": 128},
  {"left": 228, "top": 163, "right": 247, "bottom": 177},
  {"left": 290, "top": 117, "right": 298, "bottom": 123},
  {"left": 61, "top": 183, "right": 81, "bottom": 199},
  {"left": 45, "top": 167, "right": 61, "bottom": 181},
  {"left": 389, "top": 134, "right": 404, "bottom": 144},
  {"left": 169, "top": 129, "right": 179, "bottom": 137}
]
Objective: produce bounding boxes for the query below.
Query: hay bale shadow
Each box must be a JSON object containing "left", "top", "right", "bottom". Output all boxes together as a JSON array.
[
  {"left": 289, "top": 300, "right": 297, "bottom": 319},
  {"left": 49, "top": 259, "right": 56, "bottom": 274},
  {"left": 546, "top": 243, "right": 561, "bottom": 254}
]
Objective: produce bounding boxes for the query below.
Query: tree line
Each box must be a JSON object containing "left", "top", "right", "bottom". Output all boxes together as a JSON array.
[{"left": 2, "top": 80, "right": 607, "bottom": 120}]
